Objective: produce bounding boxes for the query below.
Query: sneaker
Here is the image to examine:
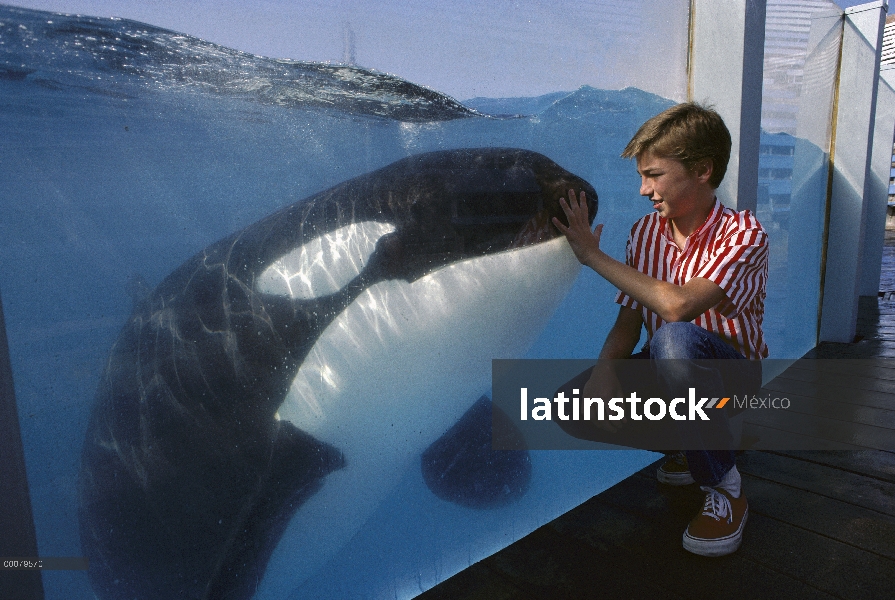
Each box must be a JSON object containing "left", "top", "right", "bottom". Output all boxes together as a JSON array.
[
  {"left": 682, "top": 486, "right": 748, "bottom": 557},
  {"left": 657, "top": 452, "right": 695, "bottom": 485}
]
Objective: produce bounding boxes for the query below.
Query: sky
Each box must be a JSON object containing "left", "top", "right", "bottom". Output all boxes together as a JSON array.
[{"left": 2, "top": 0, "right": 888, "bottom": 100}]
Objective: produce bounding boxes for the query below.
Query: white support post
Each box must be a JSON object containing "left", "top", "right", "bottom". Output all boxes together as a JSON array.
[
  {"left": 820, "top": 1, "right": 887, "bottom": 343},
  {"left": 859, "top": 66, "right": 895, "bottom": 297},
  {"left": 689, "top": 0, "right": 766, "bottom": 213}
]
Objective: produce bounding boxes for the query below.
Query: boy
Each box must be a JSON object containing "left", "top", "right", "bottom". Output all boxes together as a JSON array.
[{"left": 552, "top": 102, "right": 768, "bottom": 557}]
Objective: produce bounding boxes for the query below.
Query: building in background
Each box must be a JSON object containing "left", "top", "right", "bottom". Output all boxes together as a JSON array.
[
  {"left": 884, "top": 14, "right": 895, "bottom": 204},
  {"left": 759, "top": 0, "right": 844, "bottom": 226}
]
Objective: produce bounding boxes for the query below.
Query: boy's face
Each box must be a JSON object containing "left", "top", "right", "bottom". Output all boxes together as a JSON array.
[{"left": 635, "top": 150, "right": 711, "bottom": 222}]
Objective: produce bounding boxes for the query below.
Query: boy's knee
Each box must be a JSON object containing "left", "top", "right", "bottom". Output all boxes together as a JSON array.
[{"left": 650, "top": 322, "right": 705, "bottom": 360}]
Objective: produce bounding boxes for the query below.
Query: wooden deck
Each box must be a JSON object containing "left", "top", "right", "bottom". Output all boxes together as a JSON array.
[{"left": 419, "top": 261, "right": 895, "bottom": 599}]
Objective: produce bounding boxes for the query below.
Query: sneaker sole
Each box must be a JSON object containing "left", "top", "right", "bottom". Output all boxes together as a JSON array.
[
  {"left": 657, "top": 468, "right": 695, "bottom": 486},
  {"left": 682, "top": 506, "right": 748, "bottom": 557}
]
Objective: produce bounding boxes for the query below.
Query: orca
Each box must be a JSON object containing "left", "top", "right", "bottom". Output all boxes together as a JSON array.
[{"left": 78, "top": 148, "right": 597, "bottom": 600}]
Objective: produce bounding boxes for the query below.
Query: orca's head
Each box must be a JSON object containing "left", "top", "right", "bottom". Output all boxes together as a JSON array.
[
  {"left": 362, "top": 147, "right": 597, "bottom": 282},
  {"left": 255, "top": 148, "right": 596, "bottom": 300},
  {"left": 251, "top": 147, "right": 598, "bottom": 440}
]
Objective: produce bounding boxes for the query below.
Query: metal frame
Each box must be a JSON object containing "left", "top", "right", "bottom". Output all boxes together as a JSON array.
[
  {"left": 859, "top": 64, "right": 895, "bottom": 296},
  {"left": 0, "top": 289, "right": 44, "bottom": 599},
  {"left": 820, "top": 1, "right": 887, "bottom": 343},
  {"left": 689, "top": 0, "right": 766, "bottom": 213}
]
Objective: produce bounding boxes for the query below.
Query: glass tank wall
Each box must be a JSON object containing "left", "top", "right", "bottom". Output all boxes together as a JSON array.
[
  {"left": 758, "top": 0, "right": 844, "bottom": 360},
  {"left": 0, "top": 1, "right": 690, "bottom": 599}
]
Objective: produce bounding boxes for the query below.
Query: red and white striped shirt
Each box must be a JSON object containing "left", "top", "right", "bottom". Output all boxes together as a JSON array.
[{"left": 616, "top": 199, "right": 769, "bottom": 360}]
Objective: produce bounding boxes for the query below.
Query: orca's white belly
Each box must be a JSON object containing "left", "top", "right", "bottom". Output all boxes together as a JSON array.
[{"left": 258, "top": 235, "right": 581, "bottom": 597}]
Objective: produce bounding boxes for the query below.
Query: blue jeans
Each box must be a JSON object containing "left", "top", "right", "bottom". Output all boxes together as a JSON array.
[{"left": 634, "top": 322, "right": 759, "bottom": 486}]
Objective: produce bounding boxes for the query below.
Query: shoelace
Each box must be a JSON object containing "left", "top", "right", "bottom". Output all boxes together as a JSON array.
[{"left": 699, "top": 486, "right": 732, "bottom": 524}]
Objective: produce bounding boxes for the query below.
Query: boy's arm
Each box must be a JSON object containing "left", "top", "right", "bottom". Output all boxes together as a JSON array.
[
  {"left": 553, "top": 191, "right": 726, "bottom": 323},
  {"left": 588, "top": 250, "right": 726, "bottom": 323},
  {"left": 599, "top": 305, "right": 644, "bottom": 359}
]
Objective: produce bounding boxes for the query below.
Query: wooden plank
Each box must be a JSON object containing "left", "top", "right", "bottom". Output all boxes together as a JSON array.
[
  {"left": 855, "top": 328, "right": 895, "bottom": 337},
  {"left": 417, "top": 562, "right": 533, "bottom": 600},
  {"left": 784, "top": 359, "right": 895, "bottom": 380},
  {"left": 857, "top": 327, "right": 895, "bottom": 340},
  {"left": 838, "top": 339, "right": 895, "bottom": 348},
  {"left": 742, "top": 423, "right": 871, "bottom": 451},
  {"left": 842, "top": 347, "right": 895, "bottom": 358},
  {"left": 481, "top": 525, "right": 686, "bottom": 600},
  {"left": 737, "top": 451, "right": 895, "bottom": 517},
  {"left": 856, "top": 322, "right": 895, "bottom": 329},
  {"left": 772, "top": 367, "right": 895, "bottom": 395},
  {"left": 740, "top": 473, "right": 895, "bottom": 560},
  {"left": 855, "top": 316, "right": 895, "bottom": 323},
  {"left": 741, "top": 408, "right": 895, "bottom": 451},
  {"left": 807, "top": 344, "right": 895, "bottom": 359},
  {"left": 857, "top": 308, "right": 892, "bottom": 315},
  {"left": 858, "top": 313, "right": 895, "bottom": 320},
  {"left": 763, "top": 378, "right": 895, "bottom": 411},
  {"left": 760, "top": 449, "right": 895, "bottom": 484},
  {"left": 736, "top": 509, "right": 895, "bottom": 600},
  {"left": 742, "top": 391, "right": 895, "bottom": 428}
]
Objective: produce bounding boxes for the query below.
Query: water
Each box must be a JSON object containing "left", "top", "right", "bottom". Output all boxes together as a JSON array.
[{"left": 0, "top": 5, "right": 815, "bottom": 599}]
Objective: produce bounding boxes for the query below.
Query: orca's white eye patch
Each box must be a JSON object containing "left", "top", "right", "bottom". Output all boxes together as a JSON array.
[{"left": 256, "top": 221, "right": 396, "bottom": 299}]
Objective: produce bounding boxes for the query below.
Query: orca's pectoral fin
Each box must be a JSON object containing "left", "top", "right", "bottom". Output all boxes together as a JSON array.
[
  {"left": 421, "top": 395, "right": 531, "bottom": 509},
  {"left": 208, "top": 422, "right": 345, "bottom": 600}
]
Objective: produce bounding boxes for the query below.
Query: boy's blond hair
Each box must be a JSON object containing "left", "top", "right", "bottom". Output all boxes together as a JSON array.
[{"left": 622, "top": 102, "right": 732, "bottom": 189}]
